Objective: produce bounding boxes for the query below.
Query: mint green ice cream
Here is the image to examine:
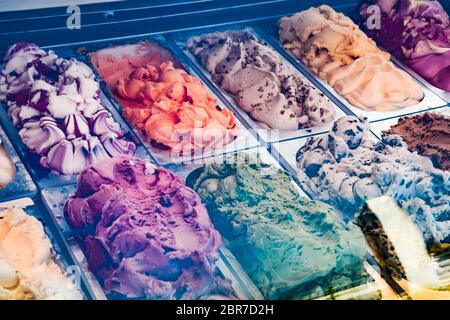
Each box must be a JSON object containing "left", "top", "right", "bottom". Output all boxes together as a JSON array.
[{"left": 188, "top": 153, "right": 369, "bottom": 299}]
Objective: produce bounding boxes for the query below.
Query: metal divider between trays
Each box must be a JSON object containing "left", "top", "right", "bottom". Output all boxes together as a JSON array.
[{"left": 60, "top": 43, "right": 160, "bottom": 165}]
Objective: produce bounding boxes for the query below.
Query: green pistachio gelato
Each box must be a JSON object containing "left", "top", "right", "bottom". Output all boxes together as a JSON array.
[{"left": 188, "top": 153, "right": 369, "bottom": 299}]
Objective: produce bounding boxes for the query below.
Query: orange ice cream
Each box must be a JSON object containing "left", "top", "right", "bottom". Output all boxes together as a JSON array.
[{"left": 90, "top": 43, "right": 238, "bottom": 154}]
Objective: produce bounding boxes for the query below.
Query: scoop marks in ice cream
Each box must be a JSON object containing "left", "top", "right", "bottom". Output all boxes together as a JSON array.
[
  {"left": 187, "top": 30, "right": 335, "bottom": 130},
  {"left": 188, "top": 153, "right": 368, "bottom": 299},
  {"left": 64, "top": 155, "right": 235, "bottom": 299},
  {"left": 384, "top": 112, "right": 450, "bottom": 171},
  {"left": 296, "top": 115, "right": 450, "bottom": 246},
  {"left": 90, "top": 43, "right": 238, "bottom": 155},
  {"left": 279, "top": 5, "right": 424, "bottom": 110},
  {"left": 0, "top": 208, "right": 82, "bottom": 300},
  {"left": 0, "top": 139, "right": 15, "bottom": 189},
  {"left": 358, "top": 196, "right": 450, "bottom": 299},
  {"left": 360, "top": 0, "right": 450, "bottom": 91},
  {"left": 0, "top": 43, "right": 136, "bottom": 175}
]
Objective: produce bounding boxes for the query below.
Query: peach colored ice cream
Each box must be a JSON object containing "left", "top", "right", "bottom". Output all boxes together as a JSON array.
[
  {"left": 187, "top": 30, "right": 336, "bottom": 130},
  {"left": 0, "top": 208, "right": 82, "bottom": 300},
  {"left": 90, "top": 43, "right": 238, "bottom": 155},
  {"left": 279, "top": 5, "right": 424, "bottom": 111}
]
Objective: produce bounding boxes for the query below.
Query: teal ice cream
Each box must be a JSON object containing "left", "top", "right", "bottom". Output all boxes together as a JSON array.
[{"left": 188, "top": 154, "right": 368, "bottom": 299}]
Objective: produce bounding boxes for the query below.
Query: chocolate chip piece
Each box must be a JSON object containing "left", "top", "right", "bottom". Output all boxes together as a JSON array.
[{"left": 159, "top": 197, "right": 172, "bottom": 208}]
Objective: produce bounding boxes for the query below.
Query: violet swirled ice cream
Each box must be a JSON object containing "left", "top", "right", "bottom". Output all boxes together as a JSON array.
[
  {"left": 188, "top": 154, "right": 368, "bottom": 300},
  {"left": 64, "top": 155, "right": 234, "bottom": 299},
  {"left": 360, "top": 0, "right": 450, "bottom": 91},
  {"left": 279, "top": 5, "right": 424, "bottom": 111},
  {"left": 0, "top": 43, "right": 136, "bottom": 175},
  {"left": 296, "top": 115, "right": 450, "bottom": 247},
  {"left": 187, "top": 30, "right": 335, "bottom": 130}
]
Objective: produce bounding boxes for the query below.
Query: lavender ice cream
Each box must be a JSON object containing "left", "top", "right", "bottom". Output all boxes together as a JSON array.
[
  {"left": 64, "top": 155, "right": 234, "bottom": 299},
  {"left": 0, "top": 43, "right": 136, "bottom": 175}
]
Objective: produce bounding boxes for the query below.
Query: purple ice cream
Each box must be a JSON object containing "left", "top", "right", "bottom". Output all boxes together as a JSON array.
[
  {"left": 64, "top": 155, "right": 235, "bottom": 299},
  {"left": 0, "top": 43, "right": 136, "bottom": 175},
  {"left": 361, "top": 0, "right": 450, "bottom": 91}
]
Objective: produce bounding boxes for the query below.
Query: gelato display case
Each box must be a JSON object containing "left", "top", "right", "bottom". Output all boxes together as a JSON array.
[{"left": 0, "top": 0, "right": 448, "bottom": 300}]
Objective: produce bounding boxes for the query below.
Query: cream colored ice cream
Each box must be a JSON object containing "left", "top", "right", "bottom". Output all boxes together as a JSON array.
[
  {"left": 279, "top": 5, "right": 424, "bottom": 111},
  {"left": 0, "top": 260, "right": 34, "bottom": 300},
  {"left": 0, "top": 139, "right": 15, "bottom": 189},
  {"left": 0, "top": 208, "right": 82, "bottom": 300}
]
